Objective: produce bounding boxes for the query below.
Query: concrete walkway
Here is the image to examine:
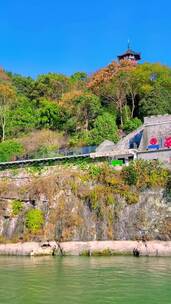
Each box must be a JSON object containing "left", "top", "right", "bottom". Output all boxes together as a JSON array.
[{"left": 0, "top": 241, "right": 171, "bottom": 256}]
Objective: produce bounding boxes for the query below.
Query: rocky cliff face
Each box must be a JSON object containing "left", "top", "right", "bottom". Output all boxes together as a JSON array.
[{"left": 0, "top": 165, "right": 171, "bottom": 242}]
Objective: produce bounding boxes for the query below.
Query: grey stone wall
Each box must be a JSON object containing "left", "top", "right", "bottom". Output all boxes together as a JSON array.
[
  {"left": 140, "top": 115, "right": 171, "bottom": 150},
  {"left": 144, "top": 114, "right": 171, "bottom": 125},
  {"left": 137, "top": 149, "right": 171, "bottom": 166}
]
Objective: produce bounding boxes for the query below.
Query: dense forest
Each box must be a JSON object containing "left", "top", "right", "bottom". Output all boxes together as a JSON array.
[{"left": 0, "top": 60, "right": 171, "bottom": 161}]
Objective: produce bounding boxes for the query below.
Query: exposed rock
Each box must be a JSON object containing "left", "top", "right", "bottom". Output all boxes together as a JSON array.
[{"left": 0, "top": 166, "right": 170, "bottom": 243}]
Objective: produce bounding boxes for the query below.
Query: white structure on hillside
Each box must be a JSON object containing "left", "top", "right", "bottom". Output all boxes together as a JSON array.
[{"left": 91, "top": 115, "right": 171, "bottom": 167}]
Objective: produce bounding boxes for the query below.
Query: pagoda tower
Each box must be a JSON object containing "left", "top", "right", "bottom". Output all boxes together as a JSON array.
[{"left": 118, "top": 42, "right": 141, "bottom": 64}]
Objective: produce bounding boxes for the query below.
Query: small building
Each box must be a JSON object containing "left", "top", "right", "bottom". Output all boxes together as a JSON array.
[{"left": 92, "top": 115, "right": 171, "bottom": 168}]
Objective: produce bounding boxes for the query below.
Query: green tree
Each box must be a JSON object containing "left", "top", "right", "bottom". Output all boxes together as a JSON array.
[
  {"left": 73, "top": 93, "right": 101, "bottom": 131},
  {"left": 0, "top": 140, "right": 24, "bottom": 162},
  {"left": 140, "top": 85, "right": 171, "bottom": 117},
  {"left": 71, "top": 72, "right": 88, "bottom": 82},
  {"left": 37, "top": 99, "right": 66, "bottom": 130},
  {"left": 70, "top": 72, "right": 88, "bottom": 90},
  {"left": 90, "top": 112, "right": 119, "bottom": 145},
  {"left": 63, "top": 117, "right": 78, "bottom": 133},
  {"left": 32, "top": 73, "right": 71, "bottom": 101},
  {"left": 135, "top": 63, "right": 171, "bottom": 117},
  {"left": 123, "top": 118, "right": 142, "bottom": 133},
  {"left": 7, "top": 96, "right": 37, "bottom": 136},
  {"left": 8, "top": 73, "right": 35, "bottom": 99}
]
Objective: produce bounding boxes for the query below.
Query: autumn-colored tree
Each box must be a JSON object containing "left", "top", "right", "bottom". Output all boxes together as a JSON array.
[
  {"left": 88, "top": 60, "right": 135, "bottom": 126},
  {"left": 0, "top": 69, "right": 16, "bottom": 141},
  {"left": 59, "top": 90, "right": 83, "bottom": 109},
  {"left": 0, "top": 83, "right": 16, "bottom": 141},
  {"left": 88, "top": 61, "right": 171, "bottom": 124},
  {"left": 0, "top": 68, "right": 10, "bottom": 82}
]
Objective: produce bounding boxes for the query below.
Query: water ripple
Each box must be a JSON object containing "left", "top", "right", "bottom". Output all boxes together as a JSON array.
[{"left": 0, "top": 256, "right": 171, "bottom": 304}]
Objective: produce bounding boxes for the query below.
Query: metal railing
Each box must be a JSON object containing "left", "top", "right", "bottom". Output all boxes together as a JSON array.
[{"left": 15, "top": 146, "right": 97, "bottom": 161}]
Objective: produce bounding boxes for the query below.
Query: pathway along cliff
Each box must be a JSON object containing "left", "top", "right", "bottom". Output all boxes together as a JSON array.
[{"left": 0, "top": 241, "right": 171, "bottom": 257}]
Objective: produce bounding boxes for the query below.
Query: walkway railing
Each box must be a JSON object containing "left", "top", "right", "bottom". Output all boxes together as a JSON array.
[
  {"left": 16, "top": 146, "right": 97, "bottom": 161},
  {"left": 0, "top": 146, "right": 97, "bottom": 169}
]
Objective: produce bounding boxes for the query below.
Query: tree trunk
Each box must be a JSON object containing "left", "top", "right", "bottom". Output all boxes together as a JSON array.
[
  {"left": 131, "top": 93, "right": 135, "bottom": 118},
  {"left": 85, "top": 118, "right": 89, "bottom": 131},
  {"left": 119, "top": 97, "right": 124, "bottom": 128},
  {"left": 84, "top": 108, "right": 89, "bottom": 131},
  {"left": 120, "top": 115, "right": 123, "bottom": 127},
  {"left": 2, "top": 118, "right": 5, "bottom": 141}
]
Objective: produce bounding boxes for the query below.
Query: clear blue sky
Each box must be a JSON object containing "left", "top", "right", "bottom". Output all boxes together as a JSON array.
[{"left": 0, "top": 0, "right": 170, "bottom": 77}]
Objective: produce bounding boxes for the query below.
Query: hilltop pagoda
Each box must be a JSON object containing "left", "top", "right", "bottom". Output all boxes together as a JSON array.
[{"left": 118, "top": 42, "right": 141, "bottom": 64}]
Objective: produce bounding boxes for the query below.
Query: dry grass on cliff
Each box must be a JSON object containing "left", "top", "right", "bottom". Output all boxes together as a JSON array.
[
  {"left": 18, "top": 129, "right": 69, "bottom": 155},
  {"left": 0, "top": 180, "right": 9, "bottom": 196},
  {"left": 24, "top": 169, "right": 84, "bottom": 202},
  {"left": 24, "top": 175, "right": 59, "bottom": 202}
]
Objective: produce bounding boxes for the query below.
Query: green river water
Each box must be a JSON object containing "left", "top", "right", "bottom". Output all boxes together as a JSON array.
[{"left": 0, "top": 256, "right": 171, "bottom": 304}]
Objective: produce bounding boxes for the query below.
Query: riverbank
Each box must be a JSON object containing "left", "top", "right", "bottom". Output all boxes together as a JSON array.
[{"left": 0, "top": 241, "right": 171, "bottom": 256}]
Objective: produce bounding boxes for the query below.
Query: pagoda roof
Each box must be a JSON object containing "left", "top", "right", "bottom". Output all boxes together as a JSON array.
[{"left": 118, "top": 48, "right": 141, "bottom": 61}]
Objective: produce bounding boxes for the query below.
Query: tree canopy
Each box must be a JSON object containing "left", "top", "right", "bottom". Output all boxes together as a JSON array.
[{"left": 0, "top": 61, "right": 171, "bottom": 159}]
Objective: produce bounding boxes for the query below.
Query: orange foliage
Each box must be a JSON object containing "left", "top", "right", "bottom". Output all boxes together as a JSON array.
[
  {"left": 59, "top": 90, "right": 83, "bottom": 108},
  {"left": 87, "top": 60, "right": 136, "bottom": 93},
  {"left": 0, "top": 68, "right": 10, "bottom": 83},
  {"left": 0, "top": 83, "right": 16, "bottom": 101}
]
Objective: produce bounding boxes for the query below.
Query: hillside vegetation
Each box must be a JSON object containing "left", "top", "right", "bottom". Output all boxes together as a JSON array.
[{"left": 0, "top": 60, "right": 171, "bottom": 161}]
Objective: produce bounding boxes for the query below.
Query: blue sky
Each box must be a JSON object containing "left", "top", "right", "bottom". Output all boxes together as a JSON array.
[{"left": 0, "top": 0, "right": 170, "bottom": 77}]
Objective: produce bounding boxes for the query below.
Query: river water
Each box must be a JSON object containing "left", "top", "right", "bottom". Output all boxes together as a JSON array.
[{"left": 0, "top": 256, "right": 171, "bottom": 304}]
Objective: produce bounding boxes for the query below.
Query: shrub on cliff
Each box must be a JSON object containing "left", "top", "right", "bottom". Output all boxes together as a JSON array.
[
  {"left": 12, "top": 200, "right": 23, "bottom": 216},
  {"left": 25, "top": 209, "right": 44, "bottom": 233},
  {"left": 166, "top": 174, "right": 171, "bottom": 197},
  {"left": 122, "top": 160, "right": 169, "bottom": 189}
]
